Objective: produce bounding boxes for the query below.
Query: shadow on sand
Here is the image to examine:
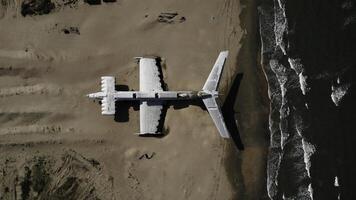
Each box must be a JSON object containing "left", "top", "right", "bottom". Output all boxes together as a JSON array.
[{"left": 222, "top": 73, "right": 244, "bottom": 150}]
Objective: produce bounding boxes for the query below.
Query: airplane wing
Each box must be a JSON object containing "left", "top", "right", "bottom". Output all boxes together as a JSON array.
[
  {"left": 139, "top": 58, "right": 164, "bottom": 92},
  {"left": 203, "top": 51, "right": 228, "bottom": 91},
  {"left": 203, "top": 97, "right": 230, "bottom": 138},
  {"left": 138, "top": 58, "right": 165, "bottom": 135},
  {"left": 139, "top": 101, "right": 163, "bottom": 135},
  {"left": 101, "top": 76, "right": 115, "bottom": 115}
]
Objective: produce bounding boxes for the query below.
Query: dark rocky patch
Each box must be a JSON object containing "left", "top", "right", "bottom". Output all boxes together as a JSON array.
[
  {"left": 31, "top": 157, "right": 51, "bottom": 194},
  {"left": 20, "top": 166, "right": 32, "bottom": 200},
  {"left": 21, "top": 0, "right": 55, "bottom": 17},
  {"left": 102, "top": 0, "right": 116, "bottom": 3},
  {"left": 0, "top": 150, "right": 113, "bottom": 199},
  {"left": 84, "top": 0, "right": 100, "bottom": 5}
]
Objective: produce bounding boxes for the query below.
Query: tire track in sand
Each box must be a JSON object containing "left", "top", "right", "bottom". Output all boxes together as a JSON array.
[{"left": 0, "top": 84, "right": 64, "bottom": 97}]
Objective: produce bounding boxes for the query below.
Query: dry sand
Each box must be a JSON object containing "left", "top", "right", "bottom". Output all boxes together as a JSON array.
[{"left": 0, "top": 0, "right": 269, "bottom": 199}]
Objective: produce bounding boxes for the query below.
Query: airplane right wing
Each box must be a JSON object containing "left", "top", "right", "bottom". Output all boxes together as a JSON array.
[
  {"left": 203, "top": 97, "right": 230, "bottom": 138},
  {"left": 139, "top": 101, "right": 163, "bottom": 135}
]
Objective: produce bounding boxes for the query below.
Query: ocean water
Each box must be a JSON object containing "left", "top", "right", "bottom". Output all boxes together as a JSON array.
[{"left": 259, "top": 0, "right": 356, "bottom": 199}]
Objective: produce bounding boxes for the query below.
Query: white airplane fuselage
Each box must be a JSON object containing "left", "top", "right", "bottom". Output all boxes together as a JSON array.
[{"left": 88, "top": 90, "right": 217, "bottom": 101}]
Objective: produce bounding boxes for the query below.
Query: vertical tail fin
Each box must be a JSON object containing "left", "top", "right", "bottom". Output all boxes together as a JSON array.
[
  {"left": 202, "top": 51, "right": 228, "bottom": 91},
  {"left": 202, "top": 51, "right": 230, "bottom": 138}
]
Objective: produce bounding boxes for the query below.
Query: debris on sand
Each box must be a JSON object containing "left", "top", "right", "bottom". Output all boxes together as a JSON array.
[
  {"left": 179, "top": 16, "right": 186, "bottom": 23},
  {"left": 62, "top": 26, "right": 80, "bottom": 35},
  {"left": 157, "top": 12, "right": 186, "bottom": 24},
  {"left": 48, "top": 23, "right": 80, "bottom": 35},
  {"left": 138, "top": 152, "right": 156, "bottom": 160},
  {"left": 21, "top": 0, "right": 55, "bottom": 17}
]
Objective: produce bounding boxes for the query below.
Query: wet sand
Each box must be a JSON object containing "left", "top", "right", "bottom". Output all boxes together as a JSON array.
[{"left": 224, "top": 0, "right": 270, "bottom": 199}]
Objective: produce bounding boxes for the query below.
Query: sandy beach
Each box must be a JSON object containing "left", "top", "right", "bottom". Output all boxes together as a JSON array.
[{"left": 0, "top": 0, "right": 269, "bottom": 199}]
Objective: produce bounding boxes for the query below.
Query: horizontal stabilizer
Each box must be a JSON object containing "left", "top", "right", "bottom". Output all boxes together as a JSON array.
[
  {"left": 203, "top": 51, "right": 228, "bottom": 91},
  {"left": 203, "top": 97, "right": 230, "bottom": 138},
  {"left": 101, "top": 96, "right": 115, "bottom": 115},
  {"left": 101, "top": 76, "right": 115, "bottom": 93},
  {"left": 101, "top": 76, "right": 115, "bottom": 115}
]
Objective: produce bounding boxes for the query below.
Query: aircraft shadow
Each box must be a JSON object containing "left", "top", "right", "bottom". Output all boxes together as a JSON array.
[
  {"left": 221, "top": 73, "right": 244, "bottom": 150},
  {"left": 114, "top": 85, "right": 139, "bottom": 123}
]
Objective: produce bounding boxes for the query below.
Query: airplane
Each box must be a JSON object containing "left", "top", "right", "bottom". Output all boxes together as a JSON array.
[{"left": 87, "top": 51, "right": 231, "bottom": 138}]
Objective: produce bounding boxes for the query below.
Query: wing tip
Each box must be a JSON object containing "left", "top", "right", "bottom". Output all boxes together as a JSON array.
[{"left": 220, "top": 50, "right": 229, "bottom": 56}]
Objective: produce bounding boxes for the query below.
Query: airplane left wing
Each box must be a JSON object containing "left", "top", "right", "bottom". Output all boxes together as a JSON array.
[
  {"left": 139, "top": 58, "right": 163, "bottom": 92},
  {"left": 139, "top": 101, "right": 163, "bottom": 135}
]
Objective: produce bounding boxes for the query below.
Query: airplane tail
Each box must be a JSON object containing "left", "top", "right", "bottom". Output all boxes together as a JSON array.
[
  {"left": 202, "top": 51, "right": 230, "bottom": 138},
  {"left": 100, "top": 76, "right": 116, "bottom": 115},
  {"left": 86, "top": 76, "right": 117, "bottom": 115}
]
